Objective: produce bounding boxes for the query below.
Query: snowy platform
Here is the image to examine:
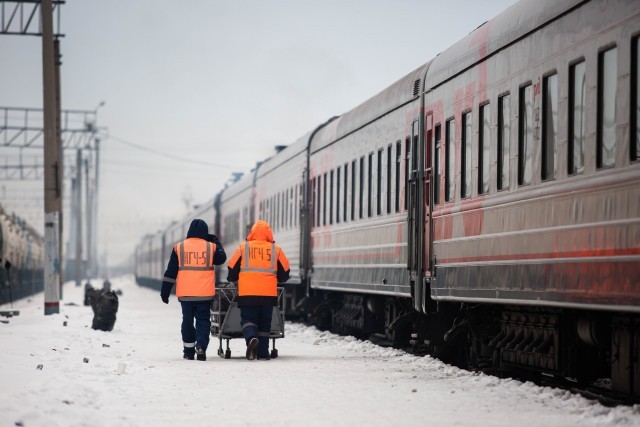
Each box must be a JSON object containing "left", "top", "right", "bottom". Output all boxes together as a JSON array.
[{"left": 1, "top": 276, "right": 639, "bottom": 427}]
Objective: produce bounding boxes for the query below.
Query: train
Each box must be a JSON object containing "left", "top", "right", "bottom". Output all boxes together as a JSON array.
[
  {"left": 0, "top": 203, "right": 45, "bottom": 306},
  {"left": 135, "top": 0, "right": 640, "bottom": 400}
]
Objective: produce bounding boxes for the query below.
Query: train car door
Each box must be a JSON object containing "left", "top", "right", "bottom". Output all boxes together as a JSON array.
[
  {"left": 422, "top": 113, "right": 434, "bottom": 313},
  {"left": 407, "top": 120, "right": 425, "bottom": 313}
]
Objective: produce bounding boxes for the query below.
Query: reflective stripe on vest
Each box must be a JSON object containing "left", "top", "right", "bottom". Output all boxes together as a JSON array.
[
  {"left": 237, "top": 242, "right": 278, "bottom": 297},
  {"left": 174, "top": 238, "right": 215, "bottom": 298}
]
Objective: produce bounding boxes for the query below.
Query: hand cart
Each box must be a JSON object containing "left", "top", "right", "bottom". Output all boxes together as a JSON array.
[{"left": 210, "top": 283, "right": 285, "bottom": 359}]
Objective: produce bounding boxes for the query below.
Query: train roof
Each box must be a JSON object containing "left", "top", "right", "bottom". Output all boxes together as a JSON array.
[
  {"left": 218, "top": 162, "right": 256, "bottom": 205},
  {"left": 312, "top": 63, "right": 431, "bottom": 152},
  {"left": 255, "top": 132, "right": 309, "bottom": 178},
  {"left": 425, "top": 0, "right": 585, "bottom": 91}
]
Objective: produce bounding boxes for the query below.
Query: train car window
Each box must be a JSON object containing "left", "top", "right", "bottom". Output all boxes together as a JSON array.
[
  {"left": 445, "top": 119, "right": 455, "bottom": 202},
  {"left": 387, "top": 145, "right": 392, "bottom": 214},
  {"left": 359, "top": 156, "right": 365, "bottom": 219},
  {"left": 498, "top": 95, "right": 510, "bottom": 190},
  {"left": 519, "top": 85, "right": 533, "bottom": 186},
  {"left": 329, "top": 170, "right": 334, "bottom": 225},
  {"left": 598, "top": 47, "right": 617, "bottom": 168},
  {"left": 377, "top": 149, "right": 383, "bottom": 215},
  {"left": 434, "top": 124, "right": 442, "bottom": 204},
  {"left": 282, "top": 190, "right": 286, "bottom": 230},
  {"left": 290, "top": 188, "right": 293, "bottom": 229},
  {"left": 283, "top": 190, "right": 287, "bottom": 229},
  {"left": 336, "top": 167, "right": 341, "bottom": 224},
  {"left": 412, "top": 135, "right": 418, "bottom": 173},
  {"left": 462, "top": 112, "right": 472, "bottom": 199},
  {"left": 395, "top": 141, "right": 401, "bottom": 212},
  {"left": 311, "top": 177, "right": 316, "bottom": 228},
  {"left": 318, "top": 175, "right": 323, "bottom": 227},
  {"left": 277, "top": 193, "right": 282, "bottom": 231},
  {"left": 479, "top": 104, "right": 490, "bottom": 195},
  {"left": 344, "top": 162, "right": 349, "bottom": 222},
  {"left": 323, "top": 172, "right": 327, "bottom": 226},
  {"left": 542, "top": 73, "right": 558, "bottom": 181},
  {"left": 569, "top": 61, "right": 586, "bottom": 174},
  {"left": 272, "top": 195, "right": 277, "bottom": 231},
  {"left": 268, "top": 197, "right": 271, "bottom": 227},
  {"left": 284, "top": 190, "right": 288, "bottom": 230},
  {"left": 368, "top": 153, "right": 373, "bottom": 217},
  {"left": 272, "top": 195, "right": 277, "bottom": 230},
  {"left": 276, "top": 196, "right": 279, "bottom": 229},
  {"left": 404, "top": 137, "right": 411, "bottom": 210},
  {"left": 632, "top": 37, "right": 639, "bottom": 162},
  {"left": 351, "top": 160, "right": 356, "bottom": 221},
  {"left": 283, "top": 190, "right": 287, "bottom": 230},
  {"left": 294, "top": 184, "right": 298, "bottom": 227},
  {"left": 263, "top": 199, "right": 269, "bottom": 227},
  {"left": 290, "top": 188, "right": 294, "bottom": 229}
]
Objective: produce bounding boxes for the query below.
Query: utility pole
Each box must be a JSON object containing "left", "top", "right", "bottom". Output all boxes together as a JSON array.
[
  {"left": 42, "top": 0, "right": 61, "bottom": 315},
  {"left": 93, "top": 138, "right": 101, "bottom": 277},
  {"left": 75, "top": 149, "right": 82, "bottom": 288},
  {"left": 84, "top": 152, "right": 91, "bottom": 281}
]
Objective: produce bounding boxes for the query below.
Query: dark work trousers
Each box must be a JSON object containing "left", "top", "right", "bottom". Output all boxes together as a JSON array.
[
  {"left": 240, "top": 305, "right": 273, "bottom": 358},
  {"left": 180, "top": 301, "right": 211, "bottom": 355}
]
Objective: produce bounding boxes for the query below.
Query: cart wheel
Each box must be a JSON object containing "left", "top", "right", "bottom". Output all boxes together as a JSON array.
[
  {"left": 270, "top": 349, "right": 278, "bottom": 359},
  {"left": 224, "top": 349, "right": 231, "bottom": 359},
  {"left": 217, "top": 348, "right": 223, "bottom": 357}
]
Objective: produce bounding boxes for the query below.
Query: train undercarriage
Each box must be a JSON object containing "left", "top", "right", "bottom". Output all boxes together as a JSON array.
[{"left": 292, "top": 285, "right": 640, "bottom": 403}]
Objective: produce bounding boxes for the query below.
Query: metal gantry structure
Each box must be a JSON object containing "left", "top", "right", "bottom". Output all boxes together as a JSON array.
[
  {"left": 0, "top": 106, "right": 101, "bottom": 180},
  {"left": 0, "top": 105, "right": 105, "bottom": 284},
  {"left": 0, "top": 0, "right": 63, "bottom": 37}
]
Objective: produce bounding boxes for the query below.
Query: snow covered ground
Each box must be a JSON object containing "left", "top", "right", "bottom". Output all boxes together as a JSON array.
[{"left": 1, "top": 276, "right": 639, "bottom": 427}]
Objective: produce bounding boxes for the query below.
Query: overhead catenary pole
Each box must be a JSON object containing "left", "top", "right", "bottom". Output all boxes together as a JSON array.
[
  {"left": 93, "top": 138, "right": 101, "bottom": 277},
  {"left": 84, "top": 152, "right": 91, "bottom": 281},
  {"left": 54, "top": 37, "right": 64, "bottom": 298},
  {"left": 42, "top": 0, "right": 61, "bottom": 315},
  {"left": 75, "top": 149, "right": 83, "bottom": 288}
]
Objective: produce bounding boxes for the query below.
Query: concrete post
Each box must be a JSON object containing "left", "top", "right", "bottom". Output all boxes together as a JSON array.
[{"left": 42, "top": 0, "right": 61, "bottom": 315}]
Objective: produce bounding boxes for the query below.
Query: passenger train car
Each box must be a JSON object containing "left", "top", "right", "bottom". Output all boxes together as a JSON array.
[
  {"left": 0, "top": 203, "right": 44, "bottom": 305},
  {"left": 136, "top": 0, "right": 640, "bottom": 400}
]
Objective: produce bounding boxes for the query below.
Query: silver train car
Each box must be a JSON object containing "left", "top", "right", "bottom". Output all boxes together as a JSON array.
[
  {"left": 136, "top": 0, "right": 640, "bottom": 400},
  {"left": 0, "top": 204, "right": 44, "bottom": 305}
]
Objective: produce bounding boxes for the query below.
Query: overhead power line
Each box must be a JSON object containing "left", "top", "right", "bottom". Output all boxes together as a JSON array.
[{"left": 106, "top": 134, "right": 232, "bottom": 169}]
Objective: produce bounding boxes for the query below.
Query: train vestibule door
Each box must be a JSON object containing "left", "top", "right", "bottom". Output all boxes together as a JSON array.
[{"left": 407, "top": 119, "right": 425, "bottom": 313}]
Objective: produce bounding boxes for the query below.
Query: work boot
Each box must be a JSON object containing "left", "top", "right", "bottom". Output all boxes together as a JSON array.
[
  {"left": 246, "top": 337, "right": 258, "bottom": 360},
  {"left": 183, "top": 353, "right": 194, "bottom": 360},
  {"left": 195, "top": 346, "right": 206, "bottom": 361}
]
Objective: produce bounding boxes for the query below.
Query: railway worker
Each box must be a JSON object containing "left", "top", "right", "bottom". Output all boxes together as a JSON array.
[
  {"left": 227, "top": 220, "right": 290, "bottom": 361},
  {"left": 160, "top": 219, "right": 226, "bottom": 361}
]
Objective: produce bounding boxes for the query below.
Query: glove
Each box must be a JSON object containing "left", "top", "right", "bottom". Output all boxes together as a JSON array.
[
  {"left": 207, "top": 234, "right": 219, "bottom": 243},
  {"left": 161, "top": 295, "right": 169, "bottom": 304}
]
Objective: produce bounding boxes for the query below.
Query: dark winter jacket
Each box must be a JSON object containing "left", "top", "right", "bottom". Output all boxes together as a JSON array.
[{"left": 160, "top": 219, "right": 226, "bottom": 300}]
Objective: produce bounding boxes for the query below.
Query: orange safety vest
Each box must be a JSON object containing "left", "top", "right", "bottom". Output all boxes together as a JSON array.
[
  {"left": 174, "top": 238, "right": 216, "bottom": 298},
  {"left": 238, "top": 241, "right": 279, "bottom": 297}
]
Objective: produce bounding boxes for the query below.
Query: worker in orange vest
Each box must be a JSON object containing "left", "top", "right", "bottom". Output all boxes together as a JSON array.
[
  {"left": 161, "top": 219, "right": 226, "bottom": 361},
  {"left": 227, "top": 220, "right": 290, "bottom": 360}
]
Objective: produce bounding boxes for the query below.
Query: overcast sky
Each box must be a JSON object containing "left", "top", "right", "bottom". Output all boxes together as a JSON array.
[{"left": 0, "top": 0, "right": 518, "bottom": 269}]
